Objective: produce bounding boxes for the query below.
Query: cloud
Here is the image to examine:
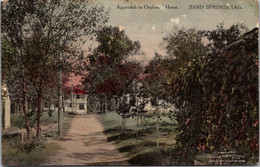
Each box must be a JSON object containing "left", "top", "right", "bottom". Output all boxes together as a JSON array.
[
  {"left": 156, "top": 4, "right": 166, "bottom": 10},
  {"left": 170, "top": 17, "right": 180, "bottom": 24},
  {"left": 119, "top": 25, "right": 124, "bottom": 31}
]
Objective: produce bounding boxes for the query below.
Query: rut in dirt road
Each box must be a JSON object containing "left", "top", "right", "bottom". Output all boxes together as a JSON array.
[{"left": 46, "top": 114, "right": 129, "bottom": 165}]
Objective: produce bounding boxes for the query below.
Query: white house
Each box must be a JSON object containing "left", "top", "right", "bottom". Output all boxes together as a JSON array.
[
  {"left": 43, "top": 87, "right": 88, "bottom": 114},
  {"left": 63, "top": 87, "right": 88, "bottom": 114}
]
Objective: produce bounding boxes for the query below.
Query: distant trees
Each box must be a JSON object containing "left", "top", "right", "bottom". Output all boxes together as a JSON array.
[
  {"left": 139, "top": 23, "right": 258, "bottom": 165},
  {"left": 1, "top": 0, "right": 109, "bottom": 139},
  {"left": 83, "top": 26, "right": 142, "bottom": 115}
]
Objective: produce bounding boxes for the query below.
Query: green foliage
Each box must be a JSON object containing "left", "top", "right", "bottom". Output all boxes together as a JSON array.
[
  {"left": 85, "top": 26, "right": 142, "bottom": 95},
  {"left": 95, "top": 26, "right": 141, "bottom": 65},
  {"left": 171, "top": 27, "right": 258, "bottom": 165},
  {"left": 11, "top": 114, "right": 24, "bottom": 128},
  {"left": 11, "top": 111, "right": 58, "bottom": 128},
  {"left": 2, "top": 137, "right": 60, "bottom": 166},
  {"left": 17, "top": 139, "right": 45, "bottom": 153},
  {"left": 100, "top": 112, "right": 177, "bottom": 165},
  {"left": 144, "top": 28, "right": 208, "bottom": 102},
  {"left": 1, "top": 40, "right": 17, "bottom": 79},
  {"left": 162, "top": 27, "right": 208, "bottom": 69},
  {"left": 40, "top": 111, "right": 58, "bottom": 126},
  {"left": 205, "top": 23, "right": 248, "bottom": 52},
  {"left": 2, "top": 0, "right": 109, "bottom": 138}
]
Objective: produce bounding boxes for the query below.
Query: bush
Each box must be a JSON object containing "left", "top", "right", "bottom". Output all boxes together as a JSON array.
[
  {"left": 17, "top": 139, "right": 45, "bottom": 153},
  {"left": 172, "top": 28, "right": 258, "bottom": 165},
  {"left": 2, "top": 137, "right": 60, "bottom": 166}
]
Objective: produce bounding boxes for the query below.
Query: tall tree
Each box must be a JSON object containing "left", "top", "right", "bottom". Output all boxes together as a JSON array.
[
  {"left": 205, "top": 23, "right": 248, "bottom": 53},
  {"left": 166, "top": 25, "right": 258, "bottom": 165},
  {"left": 2, "top": 0, "right": 37, "bottom": 139},
  {"left": 2, "top": 0, "right": 109, "bottom": 139},
  {"left": 83, "top": 26, "right": 142, "bottom": 114}
]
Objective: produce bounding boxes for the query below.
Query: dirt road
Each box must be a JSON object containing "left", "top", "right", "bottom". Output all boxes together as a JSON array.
[{"left": 46, "top": 114, "right": 129, "bottom": 165}]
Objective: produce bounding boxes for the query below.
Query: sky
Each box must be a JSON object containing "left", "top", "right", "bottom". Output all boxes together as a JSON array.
[{"left": 91, "top": 0, "right": 259, "bottom": 62}]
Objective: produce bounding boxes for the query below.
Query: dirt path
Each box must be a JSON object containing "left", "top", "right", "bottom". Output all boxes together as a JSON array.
[{"left": 46, "top": 114, "right": 129, "bottom": 166}]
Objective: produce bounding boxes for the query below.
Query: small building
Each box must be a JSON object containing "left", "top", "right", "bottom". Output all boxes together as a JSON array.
[{"left": 63, "top": 87, "right": 88, "bottom": 114}]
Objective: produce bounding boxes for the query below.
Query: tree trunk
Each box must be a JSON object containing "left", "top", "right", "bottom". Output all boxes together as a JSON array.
[
  {"left": 122, "top": 117, "right": 126, "bottom": 132},
  {"left": 136, "top": 114, "right": 139, "bottom": 138},
  {"left": 58, "top": 60, "right": 63, "bottom": 138},
  {"left": 14, "top": 102, "right": 17, "bottom": 114},
  {"left": 136, "top": 99, "right": 139, "bottom": 138},
  {"left": 99, "top": 100, "right": 101, "bottom": 112},
  {"left": 117, "top": 97, "right": 120, "bottom": 110},
  {"left": 48, "top": 102, "right": 52, "bottom": 117},
  {"left": 156, "top": 116, "right": 159, "bottom": 148},
  {"left": 22, "top": 80, "right": 31, "bottom": 141},
  {"left": 124, "top": 118, "right": 126, "bottom": 130},
  {"left": 141, "top": 116, "right": 144, "bottom": 125},
  {"left": 18, "top": 103, "right": 22, "bottom": 114},
  {"left": 105, "top": 94, "right": 107, "bottom": 115},
  {"left": 70, "top": 75, "right": 73, "bottom": 113},
  {"left": 36, "top": 82, "right": 43, "bottom": 138},
  {"left": 62, "top": 91, "right": 65, "bottom": 113},
  {"left": 121, "top": 116, "right": 124, "bottom": 128},
  {"left": 48, "top": 103, "right": 51, "bottom": 112}
]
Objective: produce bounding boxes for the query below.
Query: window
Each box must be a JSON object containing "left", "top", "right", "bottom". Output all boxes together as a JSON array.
[
  {"left": 44, "top": 103, "right": 48, "bottom": 108},
  {"left": 77, "top": 95, "right": 80, "bottom": 99},
  {"left": 130, "top": 95, "right": 136, "bottom": 106},
  {"left": 79, "top": 104, "right": 85, "bottom": 110}
]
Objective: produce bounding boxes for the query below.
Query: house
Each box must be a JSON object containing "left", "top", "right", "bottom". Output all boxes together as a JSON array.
[
  {"left": 125, "top": 81, "right": 176, "bottom": 114},
  {"left": 63, "top": 87, "right": 88, "bottom": 114},
  {"left": 43, "top": 87, "right": 88, "bottom": 114}
]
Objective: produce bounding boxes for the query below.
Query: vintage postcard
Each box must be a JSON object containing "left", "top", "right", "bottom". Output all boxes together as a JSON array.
[{"left": 1, "top": 0, "right": 259, "bottom": 166}]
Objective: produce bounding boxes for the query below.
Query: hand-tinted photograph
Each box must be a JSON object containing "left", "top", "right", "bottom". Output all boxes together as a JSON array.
[{"left": 1, "top": 0, "right": 259, "bottom": 166}]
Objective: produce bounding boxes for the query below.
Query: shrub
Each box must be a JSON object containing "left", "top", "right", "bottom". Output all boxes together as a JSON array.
[
  {"left": 172, "top": 28, "right": 258, "bottom": 165},
  {"left": 17, "top": 139, "right": 45, "bottom": 153}
]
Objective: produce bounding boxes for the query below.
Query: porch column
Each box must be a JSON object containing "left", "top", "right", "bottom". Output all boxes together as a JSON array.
[
  {"left": 5, "top": 97, "right": 11, "bottom": 128},
  {"left": 2, "top": 94, "right": 11, "bottom": 129},
  {"left": 84, "top": 95, "right": 88, "bottom": 114}
]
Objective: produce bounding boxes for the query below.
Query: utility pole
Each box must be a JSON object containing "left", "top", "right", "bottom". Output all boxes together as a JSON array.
[{"left": 58, "top": 51, "right": 63, "bottom": 138}]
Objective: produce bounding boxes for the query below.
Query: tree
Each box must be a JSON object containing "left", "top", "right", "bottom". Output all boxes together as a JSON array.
[
  {"left": 83, "top": 26, "right": 142, "bottom": 114},
  {"left": 1, "top": 0, "right": 38, "bottom": 140},
  {"left": 205, "top": 23, "right": 248, "bottom": 53},
  {"left": 169, "top": 26, "right": 258, "bottom": 165},
  {"left": 143, "top": 28, "right": 209, "bottom": 104},
  {"left": 162, "top": 27, "right": 208, "bottom": 69},
  {"left": 1, "top": 0, "right": 109, "bottom": 139}
]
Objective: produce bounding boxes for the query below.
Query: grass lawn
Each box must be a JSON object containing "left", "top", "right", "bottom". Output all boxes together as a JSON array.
[
  {"left": 43, "top": 112, "right": 73, "bottom": 139},
  {"left": 2, "top": 111, "right": 73, "bottom": 166},
  {"left": 11, "top": 111, "right": 58, "bottom": 128},
  {"left": 100, "top": 111, "right": 178, "bottom": 165},
  {"left": 2, "top": 133, "right": 61, "bottom": 166},
  {"left": 41, "top": 111, "right": 58, "bottom": 126}
]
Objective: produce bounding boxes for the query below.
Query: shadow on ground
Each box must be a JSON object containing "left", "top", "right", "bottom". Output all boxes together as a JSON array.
[{"left": 103, "top": 127, "right": 175, "bottom": 165}]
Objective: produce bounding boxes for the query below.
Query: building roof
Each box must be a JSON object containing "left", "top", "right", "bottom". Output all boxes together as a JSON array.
[{"left": 64, "top": 87, "right": 87, "bottom": 95}]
